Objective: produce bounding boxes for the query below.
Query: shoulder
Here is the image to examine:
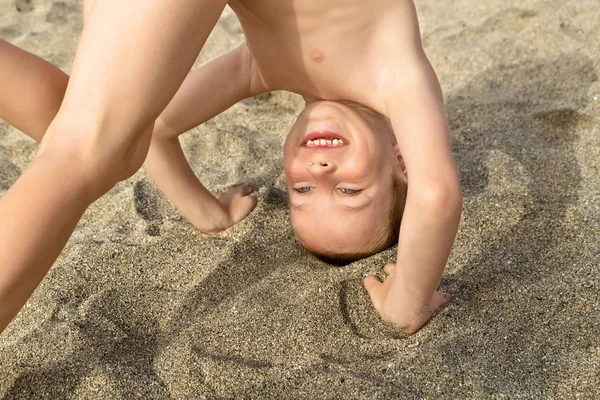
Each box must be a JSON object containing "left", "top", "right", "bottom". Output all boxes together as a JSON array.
[{"left": 358, "top": 0, "right": 439, "bottom": 114}]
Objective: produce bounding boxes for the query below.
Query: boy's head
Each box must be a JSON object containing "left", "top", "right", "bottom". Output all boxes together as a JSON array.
[{"left": 283, "top": 101, "right": 408, "bottom": 264}]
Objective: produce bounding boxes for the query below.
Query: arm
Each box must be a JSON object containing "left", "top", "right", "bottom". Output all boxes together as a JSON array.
[
  {"left": 364, "top": 49, "right": 462, "bottom": 334},
  {"left": 143, "top": 43, "right": 268, "bottom": 234}
]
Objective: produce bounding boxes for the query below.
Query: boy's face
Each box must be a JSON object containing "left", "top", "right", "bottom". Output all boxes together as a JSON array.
[{"left": 283, "top": 101, "right": 401, "bottom": 254}]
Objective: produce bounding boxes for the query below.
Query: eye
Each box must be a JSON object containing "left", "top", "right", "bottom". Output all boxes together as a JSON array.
[
  {"left": 295, "top": 187, "right": 313, "bottom": 193},
  {"left": 339, "top": 188, "right": 361, "bottom": 195}
]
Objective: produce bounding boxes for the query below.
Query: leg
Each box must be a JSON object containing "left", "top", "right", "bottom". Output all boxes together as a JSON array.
[
  {"left": 0, "top": 0, "right": 99, "bottom": 142},
  {"left": 0, "top": 39, "right": 68, "bottom": 142},
  {"left": 0, "top": 0, "right": 228, "bottom": 332}
]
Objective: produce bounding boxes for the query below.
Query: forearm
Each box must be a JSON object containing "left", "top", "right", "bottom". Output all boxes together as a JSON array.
[
  {"left": 383, "top": 60, "right": 462, "bottom": 330},
  {"left": 0, "top": 39, "right": 68, "bottom": 142},
  {"left": 389, "top": 183, "right": 462, "bottom": 317}
]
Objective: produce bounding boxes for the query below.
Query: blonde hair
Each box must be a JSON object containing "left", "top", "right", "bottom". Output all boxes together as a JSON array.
[{"left": 303, "top": 176, "right": 407, "bottom": 265}]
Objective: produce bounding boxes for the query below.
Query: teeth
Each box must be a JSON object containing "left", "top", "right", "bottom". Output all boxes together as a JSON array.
[{"left": 305, "top": 138, "right": 345, "bottom": 147}]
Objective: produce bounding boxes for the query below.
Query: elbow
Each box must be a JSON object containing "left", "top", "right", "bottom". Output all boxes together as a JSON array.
[{"left": 416, "top": 181, "right": 463, "bottom": 219}]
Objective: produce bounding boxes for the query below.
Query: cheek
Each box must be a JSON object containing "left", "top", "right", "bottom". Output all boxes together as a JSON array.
[
  {"left": 290, "top": 210, "right": 331, "bottom": 250},
  {"left": 282, "top": 139, "right": 294, "bottom": 167},
  {"left": 284, "top": 156, "right": 309, "bottom": 182},
  {"left": 289, "top": 209, "right": 311, "bottom": 238},
  {"left": 289, "top": 208, "right": 301, "bottom": 228},
  {"left": 342, "top": 154, "right": 374, "bottom": 180},
  {"left": 352, "top": 147, "right": 393, "bottom": 177}
]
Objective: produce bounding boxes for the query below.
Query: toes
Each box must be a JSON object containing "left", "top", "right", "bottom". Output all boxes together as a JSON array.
[
  {"left": 241, "top": 184, "right": 254, "bottom": 196},
  {"left": 248, "top": 194, "right": 258, "bottom": 208},
  {"left": 241, "top": 192, "right": 258, "bottom": 210}
]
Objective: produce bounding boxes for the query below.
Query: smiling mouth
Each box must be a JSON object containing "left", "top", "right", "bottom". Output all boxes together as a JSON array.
[{"left": 302, "top": 131, "right": 348, "bottom": 148}]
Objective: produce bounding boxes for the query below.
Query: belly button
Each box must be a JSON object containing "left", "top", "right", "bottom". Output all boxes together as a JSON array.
[{"left": 311, "top": 50, "right": 325, "bottom": 63}]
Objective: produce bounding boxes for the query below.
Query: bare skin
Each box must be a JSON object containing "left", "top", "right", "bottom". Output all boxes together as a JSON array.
[
  {"left": 0, "top": 0, "right": 462, "bottom": 334},
  {"left": 0, "top": 39, "right": 256, "bottom": 235},
  {"left": 170, "top": 0, "right": 463, "bottom": 333},
  {"left": 0, "top": 0, "right": 230, "bottom": 333}
]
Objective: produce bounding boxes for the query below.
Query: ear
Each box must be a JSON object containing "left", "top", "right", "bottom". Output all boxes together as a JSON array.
[{"left": 392, "top": 144, "right": 408, "bottom": 185}]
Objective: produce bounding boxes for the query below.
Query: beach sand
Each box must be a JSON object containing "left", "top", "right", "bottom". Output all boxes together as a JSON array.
[{"left": 1, "top": 0, "right": 599, "bottom": 398}]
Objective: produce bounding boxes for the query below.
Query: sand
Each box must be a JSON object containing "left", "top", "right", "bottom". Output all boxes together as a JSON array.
[{"left": 0, "top": 0, "right": 599, "bottom": 398}]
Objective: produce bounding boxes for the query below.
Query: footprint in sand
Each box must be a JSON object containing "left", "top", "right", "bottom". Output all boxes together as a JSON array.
[
  {"left": 45, "top": 1, "right": 80, "bottom": 24},
  {"left": 0, "top": 26, "right": 22, "bottom": 40},
  {"left": 133, "top": 179, "right": 163, "bottom": 236},
  {"left": 15, "top": 0, "right": 33, "bottom": 13}
]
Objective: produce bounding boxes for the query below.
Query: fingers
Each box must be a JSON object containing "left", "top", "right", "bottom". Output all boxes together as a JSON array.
[
  {"left": 364, "top": 263, "right": 396, "bottom": 313},
  {"left": 363, "top": 275, "right": 385, "bottom": 312},
  {"left": 363, "top": 274, "right": 382, "bottom": 292}
]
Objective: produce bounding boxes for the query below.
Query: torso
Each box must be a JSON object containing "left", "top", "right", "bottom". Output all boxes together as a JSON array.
[{"left": 228, "top": 0, "right": 423, "bottom": 111}]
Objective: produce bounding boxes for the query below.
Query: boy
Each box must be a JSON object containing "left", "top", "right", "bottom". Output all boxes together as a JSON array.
[{"left": 0, "top": 0, "right": 461, "bottom": 334}]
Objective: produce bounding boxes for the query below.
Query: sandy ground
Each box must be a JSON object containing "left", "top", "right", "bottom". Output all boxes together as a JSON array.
[{"left": 0, "top": 0, "right": 599, "bottom": 398}]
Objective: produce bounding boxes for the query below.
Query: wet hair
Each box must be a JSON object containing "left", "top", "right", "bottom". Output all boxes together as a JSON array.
[{"left": 303, "top": 176, "right": 407, "bottom": 266}]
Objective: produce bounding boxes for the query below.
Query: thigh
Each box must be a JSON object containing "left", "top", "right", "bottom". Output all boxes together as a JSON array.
[
  {"left": 0, "top": 40, "right": 67, "bottom": 141},
  {"left": 43, "top": 0, "right": 227, "bottom": 163}
]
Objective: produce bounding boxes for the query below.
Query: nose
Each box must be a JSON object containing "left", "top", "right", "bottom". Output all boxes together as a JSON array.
[{"left": 307, "top": 160, "right": 337, "bottom": 176}]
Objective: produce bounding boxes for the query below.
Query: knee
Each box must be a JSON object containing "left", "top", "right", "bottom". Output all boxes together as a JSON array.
[{"left": 38, "top": 117, "right": 153, "bottom": 197}]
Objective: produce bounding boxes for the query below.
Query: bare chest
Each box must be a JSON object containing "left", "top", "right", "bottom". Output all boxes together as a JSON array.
[{"left": 228, "top": 0, "right": 399, "bottom": 102}]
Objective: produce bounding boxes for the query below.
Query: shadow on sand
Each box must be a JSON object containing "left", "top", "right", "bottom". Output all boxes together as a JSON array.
[{"left": 3, "top": 53, "right": 597, "bottom": 398}]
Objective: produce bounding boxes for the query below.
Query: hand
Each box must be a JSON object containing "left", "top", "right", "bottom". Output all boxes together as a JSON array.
[
  {"left": 363, "top": 263, "right": 451, "bottom": 334},
  {"left": 214, "top": 184, "right": 257, "bottom": 232}
]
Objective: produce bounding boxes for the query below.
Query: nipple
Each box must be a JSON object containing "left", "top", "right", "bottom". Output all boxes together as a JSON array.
[{"left": 311, "top": 50, "right": 325, "bottom": 63}]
